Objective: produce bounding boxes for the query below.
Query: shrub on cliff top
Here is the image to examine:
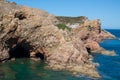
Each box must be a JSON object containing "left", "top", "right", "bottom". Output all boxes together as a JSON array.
[
  {"left": 56, "top": 16, "right": 87, "bottom": 25},
  {"left": 56, "top": 24, "right": 71, "bottom": 31}
]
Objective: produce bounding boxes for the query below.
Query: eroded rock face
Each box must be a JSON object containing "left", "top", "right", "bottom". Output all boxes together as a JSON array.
[
  {"left": 72, "top": 19, "right": 115, "bottom": 52},
  {"left": 0, "top": 1, "right": 115, "bottom": 78},
  {"left": 0, "top": 1, "right": 64, "bottom": 60}
]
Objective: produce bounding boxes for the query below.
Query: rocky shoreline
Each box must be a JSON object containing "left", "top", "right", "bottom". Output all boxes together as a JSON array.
[{"left": 0, "top": 0, "right": 115, "bottom": 78}]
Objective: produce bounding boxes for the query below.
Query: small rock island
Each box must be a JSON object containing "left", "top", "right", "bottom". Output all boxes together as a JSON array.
[{"left": 0, "top": 0, "right": 115, "bottom": 78}]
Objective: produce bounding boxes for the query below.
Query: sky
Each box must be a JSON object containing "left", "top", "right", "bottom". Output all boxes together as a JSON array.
[{"left": 8, "top": 0, "right": 120, "bottom": 29}]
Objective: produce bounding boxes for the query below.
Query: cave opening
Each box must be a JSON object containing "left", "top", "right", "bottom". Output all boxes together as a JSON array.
[
  {"left": 9, "top": 43, "right": 30, "bottom": 58},
  {"left": 35, "top": 52, "right": 45, "bottom": 60},
  {"left": 7, "top": 39, "right": 32, "bottom": 59},
  {"left": 6, "top": 38, "right": 45, "bottom": 60}
]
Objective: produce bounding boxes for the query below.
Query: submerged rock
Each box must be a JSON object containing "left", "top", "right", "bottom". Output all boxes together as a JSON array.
[
  {"left": 0, "top": 0, "right": 116, "bottom": 78},
  {"left": 100, "top": 50, "right": 116, "bottom": 56}
]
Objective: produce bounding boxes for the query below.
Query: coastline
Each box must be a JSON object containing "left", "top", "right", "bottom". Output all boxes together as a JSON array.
[{"left": 0, "top": 0, "right": 116, "bottom": 78}]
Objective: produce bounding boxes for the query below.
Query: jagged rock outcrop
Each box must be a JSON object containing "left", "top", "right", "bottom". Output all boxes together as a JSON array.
[
  {"left": 0, "top": 1, "right": 115, "bottom": 78},
  {"left": 72, "top": 19, "right": 115, "bottom": 52}
]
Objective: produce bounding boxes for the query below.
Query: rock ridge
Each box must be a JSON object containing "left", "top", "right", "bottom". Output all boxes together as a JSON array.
[{"left": 0, "top": 1, "right": 116, "bottom": 78}]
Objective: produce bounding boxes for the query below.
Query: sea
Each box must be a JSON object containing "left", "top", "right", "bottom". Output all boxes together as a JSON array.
[{"left": 0, "top": 29, "right": 120, "bottom": 80}]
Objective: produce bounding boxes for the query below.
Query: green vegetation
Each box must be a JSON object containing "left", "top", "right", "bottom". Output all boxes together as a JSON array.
[
  {"left": 55, "top": 16, "right": 88, "bottom": 31},
  {"left": 56, "top": 24, "right": 71, "bottom": 31},
  {"left": 56, "top": 16, "right": 87, "bottom": 25}
]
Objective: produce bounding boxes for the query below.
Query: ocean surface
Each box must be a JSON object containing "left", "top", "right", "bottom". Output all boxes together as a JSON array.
[
  {"left": 0, "top": 29, "right": 120, "bottom": 80},
  {"left": 93, "top": 29, "right": 120, "bottom": 80}
]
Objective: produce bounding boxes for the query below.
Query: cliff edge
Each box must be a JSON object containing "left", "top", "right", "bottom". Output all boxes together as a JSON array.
[{"left": 0, "top": 1, "right": 115, "bottom": 78}]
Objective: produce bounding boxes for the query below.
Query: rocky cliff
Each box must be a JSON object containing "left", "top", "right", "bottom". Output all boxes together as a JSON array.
[{"left": 0, "top": 1, "right": 115, "bottom": 78}]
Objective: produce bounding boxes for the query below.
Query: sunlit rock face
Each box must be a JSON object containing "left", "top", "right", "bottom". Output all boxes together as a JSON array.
[
  {"left": 0, "top": 0, "right": 115, "bottom": 78},
  {"left": 72, "top": 19, "right": 115, "bottom": 52}
]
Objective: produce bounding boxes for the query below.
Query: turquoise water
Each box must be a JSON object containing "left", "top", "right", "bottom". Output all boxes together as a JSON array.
[
  {"left": 0, "top": 59, "right": 92, "bottom": 80},
  {"left": 0, "top": 29, "right": 120, "bottom": 80}
]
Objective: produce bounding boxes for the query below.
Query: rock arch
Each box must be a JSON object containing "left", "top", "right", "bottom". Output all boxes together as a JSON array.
[{"left": 5, "top": 37, "right": 45, "bottom": 60}]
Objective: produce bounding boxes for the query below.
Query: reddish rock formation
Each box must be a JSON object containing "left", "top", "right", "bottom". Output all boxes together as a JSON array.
[
  {"left": 72, "top": 19, "right": 115, "bottom": 53},
  {"left": 0, "top": 1, "right": 115, "bottom": 78}
]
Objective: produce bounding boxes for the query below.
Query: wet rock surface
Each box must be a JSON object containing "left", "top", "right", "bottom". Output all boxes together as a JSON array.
[{"left": 0, "top": 0, "right": 115, "bottom": 78}]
